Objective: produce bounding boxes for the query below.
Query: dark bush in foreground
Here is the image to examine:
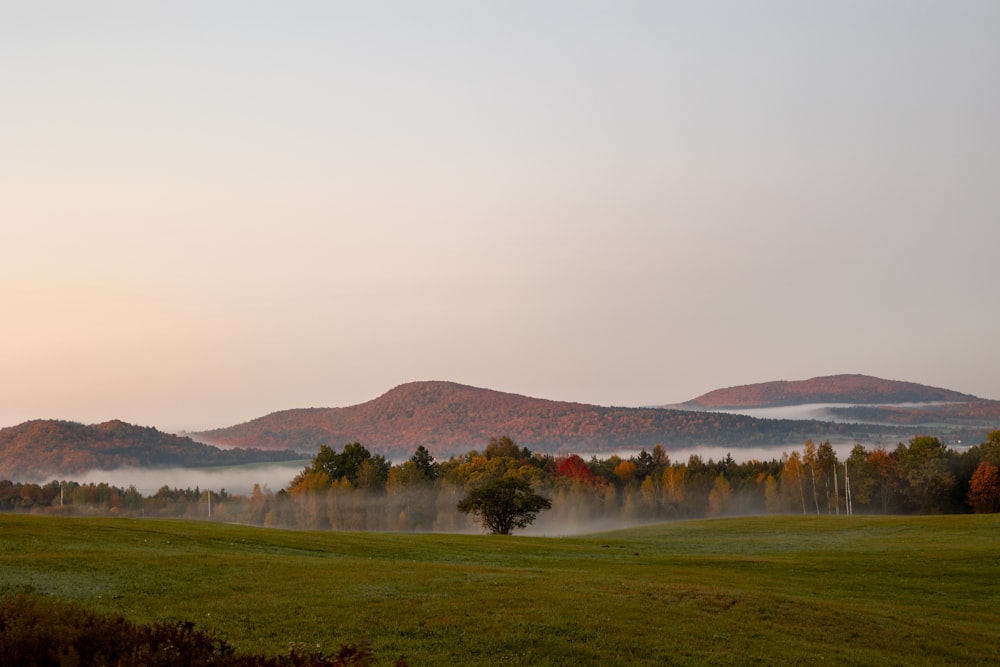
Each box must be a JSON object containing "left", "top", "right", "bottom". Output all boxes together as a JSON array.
[{"left": 0, "top": 593, "right": 403, "bottom": 667}]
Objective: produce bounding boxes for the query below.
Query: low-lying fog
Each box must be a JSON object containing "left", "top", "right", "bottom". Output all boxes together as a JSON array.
[
  {"left": 65, "top": 441, "right": 869, "bottom": 497},
  {"left": 70, "top": 461, "right": 308, "bottom": 496},
  {"left": 703, "top": 401, "right": 951, "bottom": 423}
]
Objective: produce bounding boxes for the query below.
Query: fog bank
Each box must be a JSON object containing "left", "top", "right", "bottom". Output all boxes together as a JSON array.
[
  {"left": 69, "top": 462, "right": 307, "bottom": 496},
  {"left": 61, "top": 442, "right": 868, "bottom": 496}
]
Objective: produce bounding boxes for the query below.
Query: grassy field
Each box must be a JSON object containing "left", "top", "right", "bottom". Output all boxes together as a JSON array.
[{"left": 1, "top": 514, "right": 998, "bottom": 665}]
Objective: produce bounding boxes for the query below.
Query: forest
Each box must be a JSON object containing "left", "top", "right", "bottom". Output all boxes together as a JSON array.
[{"left": 3, "top": 431, "right": 999, "bottom": 532}]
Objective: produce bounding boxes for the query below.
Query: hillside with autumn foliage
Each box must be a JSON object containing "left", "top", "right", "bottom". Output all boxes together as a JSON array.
[
  {"left": 678, "top": 374, "right": 978, "bottom": 409},
  {"left": 824, "top": 399, "right": 1000, "bottom": 430},
  {"left": 675, "top": 374, "right": 1000, "bottom": 433},
  {"left": 0, "top": 420, "right": 300, "bottom": 481},
  {"left": 193, "top": 381, "right": 912, "bottom": 459}
]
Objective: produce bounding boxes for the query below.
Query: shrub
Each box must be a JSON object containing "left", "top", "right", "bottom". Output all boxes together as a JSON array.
[{"left": 0, "top": 593, "right": 400, "bottom": 667}]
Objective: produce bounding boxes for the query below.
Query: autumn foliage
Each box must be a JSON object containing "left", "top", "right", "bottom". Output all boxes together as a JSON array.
[
  {"left": 555, "top": 454, "right": 599, "bottom": 486},
  {"left": 192, "top": 381, "right": 892, "bottom": 459},
  {"left": 968, "top": 462, "right": 1000, "bottom": 513},
  {"left": 682, "top": 374, "right": 976, "bottom": 409},
  {"left": 5, "top": 432, "right": 1000, "bottom": 529},
  {"left": 0, "top": 420, "right": 298, "bottom": 480}
]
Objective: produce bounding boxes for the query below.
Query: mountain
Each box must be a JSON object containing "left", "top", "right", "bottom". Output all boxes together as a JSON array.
[
  {"left": 677, "top": 374, "right": 978, "bottom": 409},
  {"left": 194, "top": 381, "right": 915, "bottom": 459},
  {"left": 0, "top": 419, "right": 302, "bottom": 481}
]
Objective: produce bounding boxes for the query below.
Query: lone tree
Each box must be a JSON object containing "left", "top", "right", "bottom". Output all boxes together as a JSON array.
[{"left": 457, "top": 476, "right": 551, "bottom": 535}]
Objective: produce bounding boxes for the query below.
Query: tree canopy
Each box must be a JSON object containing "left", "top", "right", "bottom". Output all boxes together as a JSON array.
[
  {"left": 292, "top": 442, "right": 390, "bottom": 490},
  {"left": 457, "top": 475, "right": 552, "bottom": 535}
]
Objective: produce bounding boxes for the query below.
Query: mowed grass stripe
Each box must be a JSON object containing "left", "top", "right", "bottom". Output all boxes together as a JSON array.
[{"left": 1, "top": 514, "right": 998, "bottom": 665}]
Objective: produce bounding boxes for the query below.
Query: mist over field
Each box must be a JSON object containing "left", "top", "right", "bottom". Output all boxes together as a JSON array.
[
  {"left": 70, "top": 462, "right": 307, "bottom": 496},
  {"left": 256, "top": 485, "right": 674, "bottom": 536}
]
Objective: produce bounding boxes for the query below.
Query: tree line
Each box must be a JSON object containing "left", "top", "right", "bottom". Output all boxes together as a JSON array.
[{"left": 3, "top": 431, "right": 999, "bottom": 531}]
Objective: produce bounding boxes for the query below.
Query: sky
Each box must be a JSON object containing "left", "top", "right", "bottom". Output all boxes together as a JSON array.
[{"left": 3, "top": 1, "right": 999, "bottom": 433}]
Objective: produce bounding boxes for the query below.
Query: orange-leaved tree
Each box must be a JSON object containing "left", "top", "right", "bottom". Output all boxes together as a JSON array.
[{"left": 968, "top": 461, "right": 1000, "bottom": 513}]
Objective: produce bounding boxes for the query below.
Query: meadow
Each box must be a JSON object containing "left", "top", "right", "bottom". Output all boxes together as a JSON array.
[{"left": 1, "top": 514, "right": 998, "bottom": 665}]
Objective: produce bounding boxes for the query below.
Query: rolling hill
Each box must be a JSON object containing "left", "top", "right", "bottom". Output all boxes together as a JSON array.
[
  {"left": 675, "top": 373, "right": 1000, "bottom": 436},
  {"left": 677, "top": 374, "right": 979, "bottom": 409},
  {"left": 7, "top": 377, "right": 995, "bottom": 480},
  {"left": 0, "top": 419, "right": 301, "bottom": 481},
  {"left": 193, "top": 381, "right": 914, "bottom": 459}
]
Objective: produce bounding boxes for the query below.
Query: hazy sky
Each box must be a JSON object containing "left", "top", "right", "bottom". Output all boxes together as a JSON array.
[{"left": 3, "top": 1, "right": 999, "bottom": 433}]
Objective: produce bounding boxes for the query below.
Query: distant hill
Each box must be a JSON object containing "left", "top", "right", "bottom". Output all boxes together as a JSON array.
[
  {"left": 823, "top": 400, "right": 1000, "bottom": 433},
  {"left": 0, "top": 419, "right": 302, "bottom": 481},
  {"left": 677, "top": 374, "right": 978, "bottom": 409},
  {"left": 194, "top": 381, "right": 913, "bottom": 459}
]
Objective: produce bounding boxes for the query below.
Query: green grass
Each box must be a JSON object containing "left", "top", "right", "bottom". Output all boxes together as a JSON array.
[{"left": 2, "top": 514, "right": 999, "bottom": 665}]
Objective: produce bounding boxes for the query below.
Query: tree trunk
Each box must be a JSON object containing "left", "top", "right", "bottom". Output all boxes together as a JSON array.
[
  {"left": 798, "top": 472, "right": 807, "bottom": 515},
  {"left": 810, "top": 465, "right": 820, "bottom": 514},
  {"left": 833, "top": 465, "right": 840, "bottom": 516}
]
